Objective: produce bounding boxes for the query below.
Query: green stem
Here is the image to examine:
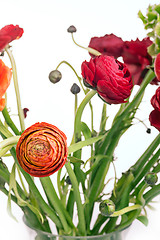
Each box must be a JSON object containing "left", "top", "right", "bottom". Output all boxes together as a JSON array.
[
  {"left": 0, "top": 135, "right": 20, "bottom": 149},
  {"left": 65, "top": 161, "right": 86, "bottom": 236},
  {"left": 40, "top": 177, "right": 74, "bottom": 234},
  {"left": 2, "top": 107, "right": 20, "bottom": 135},
  {"left": 110, "top": 204, "right": 142, "bottom": 217},
  {"left": 5, "top": 47, "right": 25, "bottom": 132},
  {"left": 0, "top": 120, "right": 13, "bottom": 138}
]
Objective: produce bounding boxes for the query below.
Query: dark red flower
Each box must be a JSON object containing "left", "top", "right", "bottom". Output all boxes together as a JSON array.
[
  {"left": 81, "top": 55, "right": 133, "bottom": 104},
  {"left": 151, "top": 86, "right": 160, "bottom": 111},
  {"left": 122, "top": 37, "right": 154, "bottom": 85},
  {"left": 154, "top": 53, "right": 160, "bottom": 81},
  {"left": 149, "top": 110, "right": 160, "bottom": 131},
  {"left": 16, "top": 122, "right": 68, "bottom": 177},
  {"left": 0, "top": 24, "right": 24, "bottom": 52},
  {"left": 88, "top": 34, "right": 124, "bottom": 58}
]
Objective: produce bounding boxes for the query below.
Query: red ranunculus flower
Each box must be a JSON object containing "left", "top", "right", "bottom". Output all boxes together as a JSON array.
[
  {"left": 149, "top": 110, "right": 160, "bottom": 131},
  {"left": 154, "top": 53, "right": 160, "bottom": 81},
  {"left": 0, "top": 24, "right": 24, "bottom": 52},
  {"left": 122, "top": 37, "right": 155, "bottom": 85},
  {"left": 81, "top": 55, "right": 133, "bottom": 104},
  {"left": 151, "top": 86, "right": 160, "bottom": 111},
  {"left": 16, "top": 122, "right": 68, "bottom": 177},
  {"left": 0, "top": 59, "right": 12, "bottom": 111},
  {"left": 88, "top": 34, "right": 124, "bottom": 58}
]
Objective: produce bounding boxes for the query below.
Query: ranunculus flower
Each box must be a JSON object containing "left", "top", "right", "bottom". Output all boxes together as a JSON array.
[
  {"left": 16, "top": 122, "right": 68, "bottom": 177},
  {"left": 150, "top": 86, "right": 160, "bottom": 111},
  {"left": 0, "top": 59, "right": 12, "bottom": 111},
  {"left": 88, "top": 34, "right": 124, "bottom": 58},
  {"left": 154, "top": 53, "right": 160, "bottom": 81},
  {"left": 81, "top": 55, "right": 133, "bottom": 104},
  {"left": 0, "top": 24, "right": 24, "bottom": 52},
  {"left": 149, "top": 110, "right": 160, "bottom": 131},
  {"left": 122, "top": 37, "right": 154, "bottom": 85}
]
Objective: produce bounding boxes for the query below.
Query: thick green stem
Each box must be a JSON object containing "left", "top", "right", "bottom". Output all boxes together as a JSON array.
[
  {"left": 5, "top": 47, "right": 25, "bottom": 132},
  {"left": 65, "top": 162, "right": 86, "bottom": 236},
  {"left": 40, "top": 177, "right": 75, "bottom": 234}
]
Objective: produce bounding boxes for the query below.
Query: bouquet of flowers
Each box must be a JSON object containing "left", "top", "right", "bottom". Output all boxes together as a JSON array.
[{"left": 0, "top": 3, "right": 160, "bottom": 239}]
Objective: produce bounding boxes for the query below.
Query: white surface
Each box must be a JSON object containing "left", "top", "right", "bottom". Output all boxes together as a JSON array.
[{"left": 0, "top": 0, "right": 160, "bottom": 239}]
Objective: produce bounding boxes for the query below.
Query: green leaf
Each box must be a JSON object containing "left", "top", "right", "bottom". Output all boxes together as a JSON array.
[
  {"left": 68, "top": 134, "right": 105, "bottom": 154},
  {"left": 80, "top": 122, "right": 91, "bottom": 140},
  {"left": 137, "top": 215, "right": 148, "bottom": 226},
  {"left": 138, "top": 10, "right": 147, "bottom": 24},
  {"left": 68, "top": 156, "right": 84, "bottom": 164},
  {"left": 155, "top": 4, "right": 160, "bottom": 14}
]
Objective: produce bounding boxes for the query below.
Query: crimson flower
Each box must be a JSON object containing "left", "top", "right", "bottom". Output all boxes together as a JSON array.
[
  {"left": 16, "top": 122, "right": 68, "bottom": 177},
  {"left": 88, "top": 34, "right": 124, "bottom": 58},
  {"left": 81, "top": 55, "right": 133, "bottom": 104},
  {"left": 121, "top": 37, "right": 157, "bottom": 85},
  {"left": 154, "top": 53, "right": 160, "bottom": 81},
  {"left": 0, "top": 24, "right": 24, "bottom": 52},
  {"left": 149, "top": 86, "right": 160, "bottom": 131},
  {"left": 0, "top": 59, "right": 12, "bottom": 111}
]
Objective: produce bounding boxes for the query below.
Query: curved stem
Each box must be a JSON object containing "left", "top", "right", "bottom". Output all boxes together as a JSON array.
[
  {"left": 71, "top": 33, "right": 101, "bottom": 56},
  {"left": 110, "top": 204, "right": 142, "bottom": 217},
  {"left": 5, "top": 47, "right": 25, "bottom": 132},
  {"left": 65, "top": 161, "right": 86, "bottom": 236}
]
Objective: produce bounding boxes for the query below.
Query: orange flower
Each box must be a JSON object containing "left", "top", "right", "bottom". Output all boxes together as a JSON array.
[
  {"left": 16, "top": 122, "right": 68, "bottom": 177},
  {"left": 0, "top": 24, "right": 24, "bottom": 51},
  {"left": 0, "top": 59, "right": 12, "bottom": 111}
]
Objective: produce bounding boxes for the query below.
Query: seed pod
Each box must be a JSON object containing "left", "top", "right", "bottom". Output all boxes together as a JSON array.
[
  {"left": 70, "top": 83, "right": 80, "bottom": 94},
  {"left": 49, "top": 70, "right": 62, "bottom": 84},
  {"left": 67, "top": 25, "right": 77, "bottom": 33}
]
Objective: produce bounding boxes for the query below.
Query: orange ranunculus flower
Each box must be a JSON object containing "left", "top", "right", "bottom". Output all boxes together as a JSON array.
[
  {"left": 16, "top": 122, "right": 68, "bottom": 177},
  {"left": 0, "top": 24, "right": 24, "bottom": 51},
  {"left": 0, "top": 59, "right": 12, "bottom": 111}
]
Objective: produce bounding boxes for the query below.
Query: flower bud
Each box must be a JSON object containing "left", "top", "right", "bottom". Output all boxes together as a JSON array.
[
  {"left": 146, "top": 128, "right": 151, "bottom": 134},
  {"left": 70, "top": 83, "right": 80, "bottom": 94},
  {"left": 65, "top": 176, "right": 72, "bottom": 185},
  {"left": 99, "top": 199, "right": 115, "bottom": 216},
  {"left": 145, "top": 172, "right": 158, "bottom": 186},
  {"left": 67, "top": 25, "right": 77, "bottom": 33},
  {"left": 49, "top": 70, "right": 62, "bottom": 84}
]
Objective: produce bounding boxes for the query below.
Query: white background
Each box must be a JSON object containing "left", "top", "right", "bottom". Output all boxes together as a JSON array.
[{"left": 0, "top": 0, "right": 160, "bottom": 239}]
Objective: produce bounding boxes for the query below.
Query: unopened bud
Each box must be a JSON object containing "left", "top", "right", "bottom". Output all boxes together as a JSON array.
[
  {"left": 146, "top": 128, "right": 151, "bottom": 134},
  {"left": 70, "top": 83, "right": 80, "bottom": 94},
  {"left": 145, "top": 172, "right": 158, "bottom": 186},
  {"left": 99, "top": 199, "right": 115, "bottom": 216},
  {"left": 65, "top": 176, "right": 72, "bottom": 185},
  {"left": 67, "top": 25, "right": 77, "bottom": 33},
  {"left": 49, "top": 70, "right": 62, "bottom": 84}
]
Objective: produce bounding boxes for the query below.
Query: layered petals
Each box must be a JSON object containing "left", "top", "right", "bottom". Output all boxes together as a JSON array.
[
  {"left": 16, "top": 122, "right": 68, "bottom": 177},
  {"left": 88, "top": 34, "right": 124, "bottom": 58},
  {"left": 150, "top": 86, "right": 160, "bottom": 111},
  {"left": 81, "top": 55, "right": 133, "bottom": 104},
  {"left": 0, "top": 24, "right": 24, "bottom": 51}
]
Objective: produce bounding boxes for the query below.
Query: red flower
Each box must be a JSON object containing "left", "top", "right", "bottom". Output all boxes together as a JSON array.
[
  {"left": 151, "top": 86, "right": 160, "bottom": 111},
  {"left": 149, "top": 86, "right": 160, "bottom": 131},
  {"left": 0, "top": 24, "right": 24, "bottom": 51},
  {"left": 149, "top": 110, "right": 160, "bottom": 131},
  {"left": 122, "top": 38, "right": 154, "bottom": 85},
  {"left": 81, "top": 55, "right": 133, "bottom": 104},
  {"left": 154, "top": 53, "right": 160, "bottom": 81},
  {"left": 16, "top": 122, "right": 68, "bottom": 177},
  {"left": 0, "top": 59, "right": 12, "bottom": 111},
  {"left": 88, "top": 34, "right": 124, "bottom": 58}
]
